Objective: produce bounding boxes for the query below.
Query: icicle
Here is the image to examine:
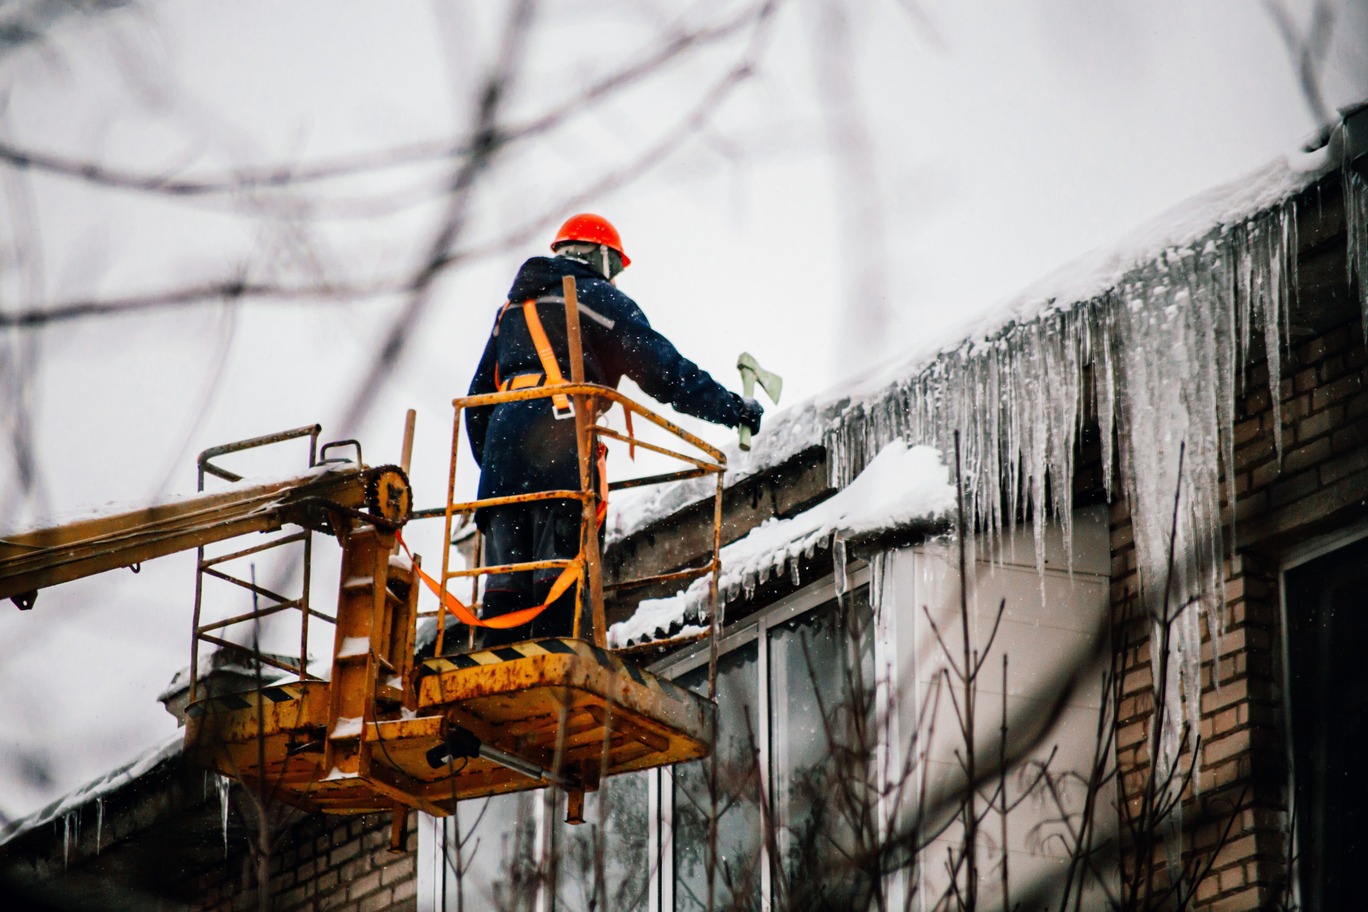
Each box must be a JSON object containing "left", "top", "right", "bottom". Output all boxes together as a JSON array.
[
  {"left": 1258, "top": 215, "right": 1286, "bottom": 461},
  {"left": 818, "top": 193, "right": 1304, "bottom": 880},
  {"left": 1179, "top": 599, "right": 1204, "bottom": 793},
  {"left": 1345, "top": 152, "right": 1368, "bottom": 341},
  {"left": 95, "top": 797, "right": 103, "bottom": 856},
  {"left": 216, "top": 774, "right": 231, "bottom": 857},
  {"left": 870, "top": 550, "right": 888, "bottom": 609},
  {"left": 1160, "top": 811, "right": 1183, "bottom": 897},
  {"left": 62, "top": 812, "right": 72, "bottom": 868},
  {"left": 833, "top": 537, "right": 849, "bottom": 596},
  {"left": 1091, "top": 302, "right": 1119, "bottom": 502}
]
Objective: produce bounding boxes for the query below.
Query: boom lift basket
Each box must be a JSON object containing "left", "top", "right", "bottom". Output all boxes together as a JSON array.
[{"left": 184, "top": 276, "right": 729, "bottom": 831}]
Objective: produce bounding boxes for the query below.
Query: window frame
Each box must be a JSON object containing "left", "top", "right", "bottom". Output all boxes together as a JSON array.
[
  {"left": 648, "top": 564, "right": 873, "bottom": 912},
  {"left": 1277, "top": 521, "right": 1368, "bottom": 912},
  {"left": 419, "top": 565, "right": 877, "bottom": 912}
]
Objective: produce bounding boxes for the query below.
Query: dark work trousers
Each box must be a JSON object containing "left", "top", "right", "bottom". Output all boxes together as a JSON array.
[{"left": 479, "top": 500, "right": 596, "bottom": 647}]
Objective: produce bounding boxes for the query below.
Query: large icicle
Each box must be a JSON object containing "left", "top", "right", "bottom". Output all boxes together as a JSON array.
[
  {"left": 821, "top": 196, "right": 1301, "bottom": 788},
  {"left": 216, "top": 774, "right": 231, "bottom": 856},
  {"left": 1346, "top": 151, "right": 1368, "bottom": 342}
]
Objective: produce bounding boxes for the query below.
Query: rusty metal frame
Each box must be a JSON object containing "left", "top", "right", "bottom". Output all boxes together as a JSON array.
[
  {"left": 427, "top": 275, "right": 727, "bottom": 661},
  {"left": 189, "top": 426, "right": 325, "bottom": 707}
]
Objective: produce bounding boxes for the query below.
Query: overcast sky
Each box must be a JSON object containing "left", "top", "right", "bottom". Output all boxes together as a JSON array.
[{"left": 2, "top": 0, "right": 1366, "bottom": 822}]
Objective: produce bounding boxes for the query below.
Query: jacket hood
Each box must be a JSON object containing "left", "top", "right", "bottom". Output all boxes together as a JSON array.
[{"left": 506, "top": 256, "right": 602, "bottom": 302}]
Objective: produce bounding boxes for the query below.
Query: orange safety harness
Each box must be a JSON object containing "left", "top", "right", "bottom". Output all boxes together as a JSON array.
[
  {"left": 410, "top": 297, "right": 631, "bottom": 630},
  {"left": 494, "top": 299, "right": 636, "bottom": 458},
  {"left": 397, "top": 530, "right": 580, "bottom": 630},
  {"left": 519, "top": 299, "right": 573, "bottom": 414}
]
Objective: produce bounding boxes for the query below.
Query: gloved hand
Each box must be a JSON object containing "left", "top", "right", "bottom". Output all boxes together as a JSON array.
[{"left": 739, "top": 396, "right": 764, "bottom": 435}]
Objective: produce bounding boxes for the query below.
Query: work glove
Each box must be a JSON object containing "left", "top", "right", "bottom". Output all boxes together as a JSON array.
[{"left": 739, "top": 396, "right": 764, "bottom": 435}]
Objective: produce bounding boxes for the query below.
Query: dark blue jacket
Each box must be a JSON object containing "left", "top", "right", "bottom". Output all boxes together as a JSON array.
[{"left": 466, "top": 257, "right": 745, "bottom": 522}]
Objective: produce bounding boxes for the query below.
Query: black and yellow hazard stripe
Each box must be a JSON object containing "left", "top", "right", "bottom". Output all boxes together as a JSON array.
[
  {"left": 418, "top": 638, "right": 698, "bottom": 705},
  {"left": 186, "top": 680, "right": 312, "bottom": 718}
]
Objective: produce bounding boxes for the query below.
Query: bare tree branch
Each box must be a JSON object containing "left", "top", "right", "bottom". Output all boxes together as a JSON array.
[
  {"left": 0, "top": 1, "right": 773, "bottom": 201},
  {"left": 0, "top": 1, "right": 779, "bottom": 333},
  {"left": 331, "top": 0, "right": 536, "bottom": 435},
  {"left": 1262, "top": 0, "right": 1337, "bottom": 124}
]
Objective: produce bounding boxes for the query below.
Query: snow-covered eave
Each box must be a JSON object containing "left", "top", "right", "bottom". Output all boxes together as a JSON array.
[
  {"left": 609, "top": 109, "right": 1368, "bottom": 543},
  {"left": 0, "top": 734, "right": 184, "bottom": 849},
  {"left": 610, "top": 524, "right": 946, "bottom": 649},
  {"left": 157, "top": 648, "right": 299, "bottom": 704},
  {"left": 610, "top": 441, "right": 954, "bottom": 647}
]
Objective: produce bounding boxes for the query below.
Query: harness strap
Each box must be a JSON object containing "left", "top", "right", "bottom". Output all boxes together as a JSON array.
[
  {"left": 492, "top": 297, "right": 629, "bottom": 526},
  {"left": 492, "top": 301, "right": 513, "bottom": 391},
  {"left": 496, "top": 298, "right": 636, "bottom": 457},
  {"left": 521, "top": 299, "right": 572, "bottom": 413},
  {"left": 397, "top": 531, "right": 581, "bottom": 630},
  {"left": 499, "top": 373, "right": 544, "bottom": 392}
]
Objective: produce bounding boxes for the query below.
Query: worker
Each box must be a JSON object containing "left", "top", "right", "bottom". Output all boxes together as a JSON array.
[{"left": 465, "top": 213, "right": 763, "bottom": 646}]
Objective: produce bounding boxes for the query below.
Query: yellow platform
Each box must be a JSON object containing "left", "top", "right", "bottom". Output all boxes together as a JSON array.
[{"left": 184, "top": 638, "right": 713, "bottom": 817}]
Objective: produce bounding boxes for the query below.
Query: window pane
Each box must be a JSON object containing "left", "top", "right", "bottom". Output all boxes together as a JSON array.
[
  {"left": 554, "top": 771, "right": 651, "bottom": 911},
  {"left": 1285, "top": 537, "right": 1368, "bottom": 912},
  {"left": 431, "top": 791, "right": 540, "bottom": 910},
  {"left": 768, "top": 593, "right": 876, "bottom": 910},
  {"left": 672, "top": 641, "right": 763, "bottom": 912}
]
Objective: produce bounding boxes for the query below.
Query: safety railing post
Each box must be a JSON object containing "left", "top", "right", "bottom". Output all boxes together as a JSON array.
[
  {"left": 300, "top": 529, "right": 312, "bottom": 682},
  {"left": 707, "top": 471, "right": 724, "bottom": 701},
  {"left": 437, "top": 403, "right": 464, "bottom": 658},
  {"left": 562, "top": 275, "right": 607, "bottom": 647}
]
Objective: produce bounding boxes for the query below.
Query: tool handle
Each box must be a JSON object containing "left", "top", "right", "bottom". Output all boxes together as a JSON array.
[
  {"left": 400, "top": 409, "right": 417, "bottom": 474},
  {"left": 738, "top": 371, "right": 756, "bottom": 451}
]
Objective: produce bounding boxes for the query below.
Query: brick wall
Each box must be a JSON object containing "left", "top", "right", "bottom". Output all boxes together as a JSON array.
[
  {"left": 194, "top": 810, "right": 418, "bottom": 912},
  {"left": 1238, "top": 322, "right": 1368, "bottom": 546},
  {"left": 1109, "top": 315, "right": 1368, "bottom": 910}
]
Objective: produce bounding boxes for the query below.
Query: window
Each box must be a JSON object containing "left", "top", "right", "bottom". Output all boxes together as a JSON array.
[
  {"left": 420, "top": 581, "right": 874, "bottom": 912},
  {"left": 420, "top": 510, "right": 1112, "bottom": 912},
  {"left": 554, "top": 772, "right": 651, "bottom": 911},
  {"left": 419, "top": 791, "right": 540, "bottom": 911},
  {"left": 671, "top": 640, "right": 763, "bottom": 911},
  {"left": 660, "top": 584, "right": 875, "bottom": 912},
  {"left": 1284, "top": 534, "right": 1368, "bottom": 912},
  {"left": 766, "top": 599, "right": 876, "bottom": 909}
]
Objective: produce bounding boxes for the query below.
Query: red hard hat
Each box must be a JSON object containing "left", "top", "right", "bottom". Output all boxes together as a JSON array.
[{"left": 551, "top": 213, "right": 631, "bottom": 268}]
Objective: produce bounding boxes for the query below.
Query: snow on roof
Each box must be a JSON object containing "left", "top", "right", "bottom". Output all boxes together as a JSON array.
[
  {"left": 156, "top": 649, "right": 296, "bottom": 704},
  {"left": 609, "top": 440, "right": 952, "bottom": 647},
  {"left": 0, "top": 733, "right": 184, "bottom": 847},
  {"left": 607, "top": 123, "right": 1349, "bottom": 544}
]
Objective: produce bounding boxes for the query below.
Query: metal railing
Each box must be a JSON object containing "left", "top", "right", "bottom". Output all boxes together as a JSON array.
[
  {"left": 424, "top": 276, "right": 727, "bottom": 660},
  {"left": 188, "top": 425, "right": 327, "bottom": 707}
]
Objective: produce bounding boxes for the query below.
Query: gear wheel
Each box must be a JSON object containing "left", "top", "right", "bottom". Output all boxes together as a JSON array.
[{"left": 365, "top": 466, "right": 412, "bottom": 526}]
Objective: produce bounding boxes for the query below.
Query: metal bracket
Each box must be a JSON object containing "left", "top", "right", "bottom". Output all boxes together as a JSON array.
[
  {"left": 319, "top": 439, "right": 363, "bottom": 466},
  {"left": 565, "top": 789, "right": 586, "bottom": 825}
]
